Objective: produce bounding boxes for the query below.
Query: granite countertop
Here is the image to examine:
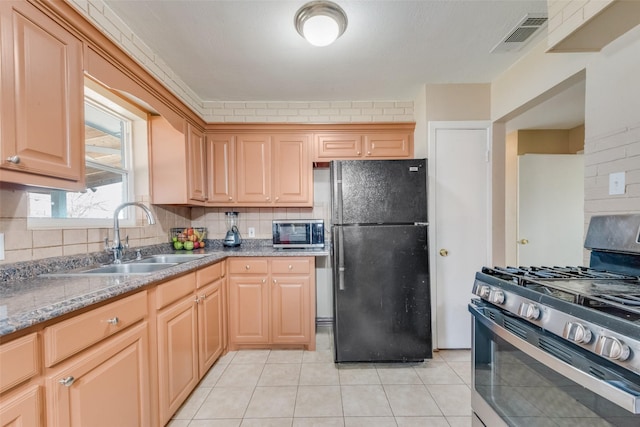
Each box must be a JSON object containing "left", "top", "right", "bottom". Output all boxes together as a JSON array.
[{"left": 0, "top": 240, "right": 329, "bottom": 338}]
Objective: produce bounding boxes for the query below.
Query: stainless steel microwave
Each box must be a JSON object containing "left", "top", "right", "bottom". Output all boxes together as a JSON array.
[{"left": 272, "top": 219, "right": 324, "bottom": 248}]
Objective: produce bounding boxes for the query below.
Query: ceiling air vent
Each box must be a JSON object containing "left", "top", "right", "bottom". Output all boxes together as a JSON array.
[{"left": 491, "top": 13, "right": 548, "bottom": 53}]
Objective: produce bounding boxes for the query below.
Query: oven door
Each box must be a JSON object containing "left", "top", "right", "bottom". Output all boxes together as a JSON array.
[{"left": 469, "top": 300, "right": 640, "bottom": 427}]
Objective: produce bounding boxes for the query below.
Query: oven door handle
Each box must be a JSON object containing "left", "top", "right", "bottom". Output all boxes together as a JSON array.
[{"left": 469, "top": 303, "right": 640, "bottom": 414}]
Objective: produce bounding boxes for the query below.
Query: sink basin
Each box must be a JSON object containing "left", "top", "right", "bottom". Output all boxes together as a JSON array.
[
  {"left": 131, "top": 254, "right": 208, "bottom": 264},
  {"left": 40, "top": 262, "right": 178, "bottom": 277},
  {"left": 82, "top": 263, "right": 178, "bottom": 275}
]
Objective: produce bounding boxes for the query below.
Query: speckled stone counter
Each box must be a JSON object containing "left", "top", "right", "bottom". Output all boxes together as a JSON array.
[{"left": 0, "top": 240, "right": 329, "bottom": 338}]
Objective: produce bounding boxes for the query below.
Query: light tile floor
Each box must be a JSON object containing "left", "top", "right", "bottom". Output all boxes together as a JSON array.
[{"left": 168, "top": 327, "right": 472, "bottom": 427}]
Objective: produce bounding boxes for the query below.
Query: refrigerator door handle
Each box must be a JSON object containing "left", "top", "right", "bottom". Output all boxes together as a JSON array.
[
  {"left": 334, "top": 162, "right": 343, "bottom": 224},
  {"left": 338, "top": 227, "right": 345, "bottom": 291}
]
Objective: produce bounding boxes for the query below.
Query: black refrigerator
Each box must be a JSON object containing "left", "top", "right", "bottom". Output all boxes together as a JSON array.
[{"left": 331, "top": 159, "right": 432, "bottom": 363}]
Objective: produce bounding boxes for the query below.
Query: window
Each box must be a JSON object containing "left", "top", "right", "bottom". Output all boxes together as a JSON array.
[{"left": 28, "top": 80, "right": 146, "bottom": 228}]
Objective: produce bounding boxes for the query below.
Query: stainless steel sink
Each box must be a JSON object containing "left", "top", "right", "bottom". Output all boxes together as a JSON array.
[
  {"left": 83, "top": 263, "right": 178, "bottom": 275},
  {"left": 131, "top": 254, "right": 208, "bottom": 264},
  {"left": 40, "top": 262, "right": 178, "bottom": 277}
]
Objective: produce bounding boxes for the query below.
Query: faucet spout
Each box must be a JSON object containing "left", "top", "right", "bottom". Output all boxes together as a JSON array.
[{"left": 109, "top": 202, "right": 156, "bottom": 263}]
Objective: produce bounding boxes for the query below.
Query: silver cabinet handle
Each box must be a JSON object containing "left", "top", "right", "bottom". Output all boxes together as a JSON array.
[
  {"left": 6, "top": 155, "right": 20, "bottom": 164},
  {"left": 262, "top": 279, "right": 266, "bottom": 284},
  {"left": 59, "top": 376, "right": 75, "bottom": 387},
  {"left": 107, "top": 317, "right": 119, "bottom": 325},
  {"left": 288, "top": 264, "right": 293, "bottom": 270}
]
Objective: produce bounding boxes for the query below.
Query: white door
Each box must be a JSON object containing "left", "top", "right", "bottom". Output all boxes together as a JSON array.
[
  {"left": 517, "top": 154, "right": 584, "bottom": 266},
  {"left": 429, "top": 122, "right": 491, "bottom": 349}
]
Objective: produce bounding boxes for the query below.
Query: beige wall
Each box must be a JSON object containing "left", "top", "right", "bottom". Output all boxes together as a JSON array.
[
  {"left": 517, "top": 127, "right": 585, "bottom": 155},
  {"left": 583, "top": 25, "right": 640, "bottom": 224}
]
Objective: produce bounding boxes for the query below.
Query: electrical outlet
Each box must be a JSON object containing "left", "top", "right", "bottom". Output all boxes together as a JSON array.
[
  {"left": 609, "top": 172, "right": 626, "bottom": 195},
  {"left": 0, "top": 233, "right": 4, "bottom": 261},
  {"left": 248, "top": 227, "right": 256, "bottom": 238}
]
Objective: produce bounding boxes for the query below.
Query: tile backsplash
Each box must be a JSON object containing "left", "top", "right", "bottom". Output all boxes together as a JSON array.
[{"left": 0, "top": 169, "right": 331, "bottom": 265}]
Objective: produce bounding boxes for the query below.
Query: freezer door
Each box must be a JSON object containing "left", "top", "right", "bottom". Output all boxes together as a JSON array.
[
  {"left": 332, "top": 224, "right": 432, "bottom": 362},
  {"left": 331, "top": 159, "right": 427, "bottom": 225}
]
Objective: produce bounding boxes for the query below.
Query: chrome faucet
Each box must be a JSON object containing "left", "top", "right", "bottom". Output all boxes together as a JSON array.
[{"left": 105, "top": 202, "right": 156, "bottom": 263}]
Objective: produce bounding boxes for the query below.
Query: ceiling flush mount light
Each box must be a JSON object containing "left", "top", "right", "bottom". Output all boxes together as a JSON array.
[{"left": 294, "top": 1, "right": 348, "bottom": 47}]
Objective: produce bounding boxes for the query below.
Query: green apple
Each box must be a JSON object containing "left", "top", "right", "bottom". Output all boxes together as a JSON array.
[
  {"left": 173, "top": 241, "right": 183, "bottom": 250},
  {"left": 184, "top": 241, "right": 194, "bottom": 251}
]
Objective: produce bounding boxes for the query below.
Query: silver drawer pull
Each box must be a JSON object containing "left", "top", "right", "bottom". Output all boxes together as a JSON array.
[
  {"left": 288, "top": 264, "right": 293, "bottom": 270},
  {"left": 106, "top": 317, "right": 119, "bottom": 325},
  {"left": 6, "top": 155, "right": 20, "bottom": 164},
  {"left": 245, "top": 265, "right": 250, "bottom": 270},
  {"left": 59, "top": 376, "right": 75, "bottom": 387}
]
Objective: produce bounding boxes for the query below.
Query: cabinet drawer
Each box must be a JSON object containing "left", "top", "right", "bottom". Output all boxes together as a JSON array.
[
  {"left": 155, "top": 272, "right": 196, "bottom": 310},
  {"left": 196, "top": 261, "right": 223, "bottom": 288},
  {"left": 271, "top": 258, "right": 312, "bottom": 274},
  {"left": 0, "top": 333, "right": 39, "bottom": 393},
  {"left": 229, "top": 258, "right": 268, "bottom": 274},
  {"left": 44, "top": 292, "right": 147, "bottom": 367}
]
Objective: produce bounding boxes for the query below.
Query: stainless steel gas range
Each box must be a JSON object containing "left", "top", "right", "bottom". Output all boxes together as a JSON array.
[{"left": 469, "top": 214, "right": 640, "bottom": 427}]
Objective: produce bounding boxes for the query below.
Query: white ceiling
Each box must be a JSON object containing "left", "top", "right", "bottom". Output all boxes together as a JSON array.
[{"left": 102, "top": 0, "right": 584, "bottom": 129}]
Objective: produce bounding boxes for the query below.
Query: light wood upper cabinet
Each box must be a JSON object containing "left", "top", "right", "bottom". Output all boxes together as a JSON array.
[
  {"left": 314, "top": 129, "right": 413, "bottom": 161},
  {"left": 315, "top": 134, "right": 363, "bottom": 159},
  {"left": 206, "top": 134, "right": 235, "bottom": 203},
  {"left": 149, "top": 116, "right": 208, "bottom": 205},
  {"left": 207, "top": 132, "right": 313, "bottom": 207},
  {"left": 187, "top": 124, "right": 207, "bottom": 202},
  {"left": 272, "top": 134, "right": 312, "bottom": 204},
  {"left": 235, "top": 134, "right": 272, "bottom": 204},
  {"left": 364, "top": 132, "right": 411, "bottom": 158},
  {"left": 0, "top": 0, "right": 84, "bottom": 190}
]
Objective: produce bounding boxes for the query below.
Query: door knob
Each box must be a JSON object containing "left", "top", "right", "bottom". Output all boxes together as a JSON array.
[
  {"left": 518, "top": 239, "right": 529, "bottom": 245},
  {"left": 439, "top": 249, "right": 449, "bottom": 257}
]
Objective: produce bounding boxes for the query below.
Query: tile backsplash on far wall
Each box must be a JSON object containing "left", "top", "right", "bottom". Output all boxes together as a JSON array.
[
  {"left": 0, "top": 187, "right": 191, "bottom": 264},
  {"left": 191, "top": 169, "right": 332, "bottom": 240},
  {"left": 0, "top": 170, "right": 332, "bottom": 264}
]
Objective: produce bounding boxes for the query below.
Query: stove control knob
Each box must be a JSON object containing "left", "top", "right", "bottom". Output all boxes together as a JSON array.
[
  {"left": 595, "top": 336, "right": 630, "bottom": 361},
  {"left": 476, "top": 285, "right": 491, "bottom": 299},
  {"left": 563, "top": 322, "right": 592, "bottom": 344},
  {"left": 518, "top": 302, "right": 540, "bottom": 320},
  {"left": 490, "top": 290, "right": 505, "bottom": 305}
]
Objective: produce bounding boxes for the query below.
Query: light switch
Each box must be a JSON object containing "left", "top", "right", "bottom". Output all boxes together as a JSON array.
[{"left": 609, "top": 172, "right": 626, "bottom": 195}]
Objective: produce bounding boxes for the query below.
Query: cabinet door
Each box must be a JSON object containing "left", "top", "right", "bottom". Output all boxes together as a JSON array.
[
  {"left": 157, "top": 296, "right": 199, "bottom": 426},
  {"left": 228, "top": 276, "right": 269, "bottom": 346},
  {"left": 364, "top": 133, "right": 411, "bottom": 158},
  {"left": 236, "top": 134, "right": 271, "bottom": 203},
  {"left": 314, "top": 134, "right": 363, "bottom": 160},
  {"left": 272, "top": 134, "right": 312, "bottom": 205},
  {"left": 197, "top": 278, "right": 224, "bottom": 376},
  {"left": 0, "top": 385, "right": 43, "bottom": 427},
  {"left": 271, "top": 275, "right": 310, "bottom": 344},
  {"left": 46, "top": 322, "right": 150, "bottom": 427},
  {"left": 187, "top": 124, "right": 207, "bottom": 202},
  {"left": 206, "top": 134, "right": 235, "bottom": 203},
  {"left": 0, "top": 1, "right": 83, "bottom": 185}
]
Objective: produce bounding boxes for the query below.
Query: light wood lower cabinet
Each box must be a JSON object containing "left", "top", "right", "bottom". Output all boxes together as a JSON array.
[
  {"left": 196, "top": 263, "right": 226, "bottom": 376},
  {"left": 41, "top": 292, "right": 151, "bottom": 427},
  {"left": 45, "top": 322, "right": 151, "bottom": 427},
  {"left": 228, "top": 257, "right": 316, "bottom": 351},
  {"left": 0, "top": 384, "right": 43, "bottom": 427},
  {"left": 155, "top": 262, "right": 226, "bottom": 426}
]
